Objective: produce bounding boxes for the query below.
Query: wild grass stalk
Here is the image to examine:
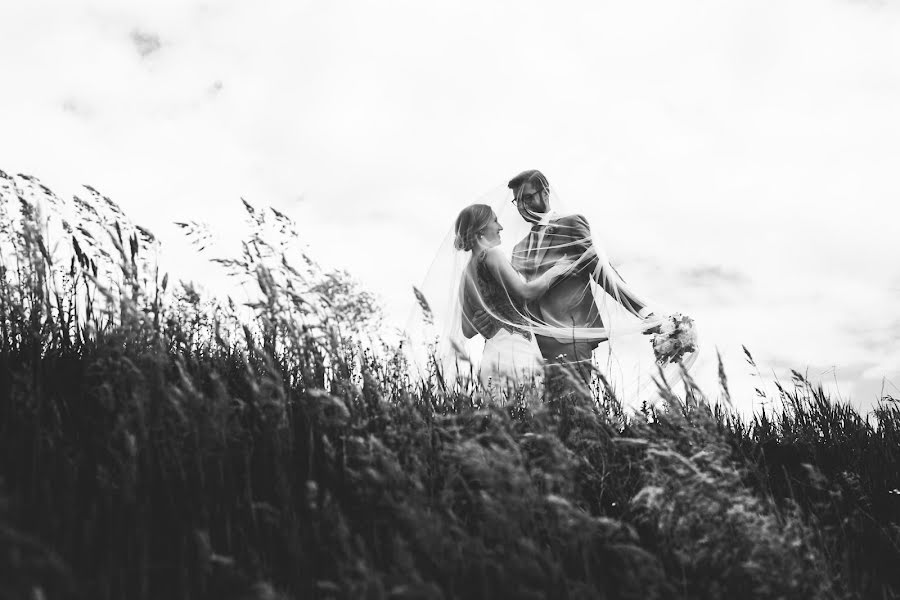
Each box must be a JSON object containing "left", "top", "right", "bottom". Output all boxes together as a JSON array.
[{"left": 0, "top": 172, "right": 896, "bottom": 599}]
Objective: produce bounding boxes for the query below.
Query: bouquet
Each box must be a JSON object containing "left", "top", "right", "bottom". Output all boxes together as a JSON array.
[{"left": 650, "top": 313, "right": 698, "bottom": 365}]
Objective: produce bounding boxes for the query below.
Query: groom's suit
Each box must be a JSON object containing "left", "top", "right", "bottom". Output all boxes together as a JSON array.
[{"left": 511, "top": 214, "right": 649, "bottom": 367}]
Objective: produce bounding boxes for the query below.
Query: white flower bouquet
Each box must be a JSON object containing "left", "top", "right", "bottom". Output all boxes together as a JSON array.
[{"left": 651, "top": 313, "right": 698, "bottom": 365}]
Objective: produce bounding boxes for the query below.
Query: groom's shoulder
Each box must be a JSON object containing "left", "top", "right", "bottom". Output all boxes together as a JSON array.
[
  {"left": 553, "top": 213, "right": 591, "bottom": 228},
  {"left": 481, "top": 246, "right": 507, "bottom": 268},
  {"left": 483, "top": 246, "right": 505, "bottom": 260}
]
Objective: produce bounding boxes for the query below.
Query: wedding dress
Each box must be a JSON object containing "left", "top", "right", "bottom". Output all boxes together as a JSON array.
[{"left": 466, "top": 250, "right": 543, "bottom": 390}]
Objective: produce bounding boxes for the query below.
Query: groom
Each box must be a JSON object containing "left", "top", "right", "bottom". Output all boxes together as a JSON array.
[{"left": 472, "top": 169, "right": 654, "bottom": 383}]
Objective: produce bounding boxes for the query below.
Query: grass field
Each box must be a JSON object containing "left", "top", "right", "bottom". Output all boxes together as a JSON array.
[{"left": 1, "top": 171, "right": 898, "bottom": 600}]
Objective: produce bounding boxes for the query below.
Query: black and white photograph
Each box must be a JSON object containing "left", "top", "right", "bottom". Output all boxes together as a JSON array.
[{"left": 1, "top": 1, "right": 899, "bottom": 598}]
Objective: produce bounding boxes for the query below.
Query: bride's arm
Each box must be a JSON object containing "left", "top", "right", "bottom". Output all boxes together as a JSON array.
[{"left": 482, "top": 247, "right": 568, "bottom": 302}]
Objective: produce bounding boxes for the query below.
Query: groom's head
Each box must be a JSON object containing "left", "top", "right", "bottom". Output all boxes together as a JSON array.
[{"left": 508, "top": 169, "right": 550, "bottom": 223}]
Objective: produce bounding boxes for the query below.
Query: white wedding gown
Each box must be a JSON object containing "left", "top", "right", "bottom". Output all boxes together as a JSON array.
[
  {"left": 467, "top": 251, "right": 544, "bottom": 396},
  {"left": 479, "top": 328, "right": 544, "bottom": 390}
]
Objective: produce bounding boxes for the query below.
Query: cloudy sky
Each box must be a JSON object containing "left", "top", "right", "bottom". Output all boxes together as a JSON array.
[{"left": 2, "top": 0, "right": 899, "bottom": 413}]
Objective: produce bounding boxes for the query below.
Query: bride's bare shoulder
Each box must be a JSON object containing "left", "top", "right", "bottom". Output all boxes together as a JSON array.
[{"left": 481, "top": 246, "right": 507, "bottom": 266}]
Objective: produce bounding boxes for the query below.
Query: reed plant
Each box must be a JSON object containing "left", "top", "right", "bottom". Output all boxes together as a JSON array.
[{"left": 0, "top": 170, "right": 897, "bottom": 600}]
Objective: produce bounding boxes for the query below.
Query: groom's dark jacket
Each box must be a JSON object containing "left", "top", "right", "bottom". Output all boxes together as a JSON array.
[{"left": 511, "top": 214, "right": 648, "bottom": 353}]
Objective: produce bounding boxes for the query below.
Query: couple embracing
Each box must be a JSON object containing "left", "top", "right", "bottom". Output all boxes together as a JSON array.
[{"left": 452, "top": 169, "right": 662, "bottom": 395}]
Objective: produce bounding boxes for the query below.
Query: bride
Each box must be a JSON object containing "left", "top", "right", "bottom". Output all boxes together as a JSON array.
[{"left": 453, "top": 203, "right": 571, "bottom": 390}]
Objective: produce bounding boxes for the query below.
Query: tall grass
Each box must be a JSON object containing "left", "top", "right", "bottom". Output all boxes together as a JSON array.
[{"left": 0, "top": 170, "right": 898, "bottom": 600}]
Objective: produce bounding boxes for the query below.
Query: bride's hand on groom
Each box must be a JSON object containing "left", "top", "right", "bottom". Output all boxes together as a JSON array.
[{"left": 547, "top": 259, "right": 576, "bottom": 281}]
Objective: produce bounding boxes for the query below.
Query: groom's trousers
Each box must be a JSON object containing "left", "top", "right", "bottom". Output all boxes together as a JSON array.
[{"left": 536, "top": 336, "right": 598, "bottom": 387}]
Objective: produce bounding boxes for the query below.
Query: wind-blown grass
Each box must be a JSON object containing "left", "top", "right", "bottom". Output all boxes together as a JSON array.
[{"left": 0, "top": 171, "right": 898, "bottom": 600}]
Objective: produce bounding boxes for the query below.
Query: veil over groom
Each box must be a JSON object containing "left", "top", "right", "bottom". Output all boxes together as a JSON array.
[{"left": 454, "top": 169, "right": 663, "bottom": 392}]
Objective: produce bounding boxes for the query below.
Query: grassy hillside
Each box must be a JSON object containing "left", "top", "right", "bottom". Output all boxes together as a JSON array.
[{"left": 1, "top": 171, "right": 898, "bottom": 600}]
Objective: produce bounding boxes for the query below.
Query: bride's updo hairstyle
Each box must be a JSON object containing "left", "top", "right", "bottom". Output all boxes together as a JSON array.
[{"left": 454, "top": 203, "right": 494, "bottom": 251}]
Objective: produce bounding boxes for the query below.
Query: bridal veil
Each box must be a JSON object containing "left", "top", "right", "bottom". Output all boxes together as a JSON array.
[{"left": 407, "top": 180, "right": 698, "bottom": 405}]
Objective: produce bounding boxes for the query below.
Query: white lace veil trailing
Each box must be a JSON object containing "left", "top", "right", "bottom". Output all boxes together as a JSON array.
[{"left": 407, "top": 174, "right": 698, "bottom": 405}]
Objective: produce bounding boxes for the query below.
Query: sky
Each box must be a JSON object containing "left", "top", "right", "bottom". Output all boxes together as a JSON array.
[{"left": 1, "top": 0, "right": 899, "bottom": 413}]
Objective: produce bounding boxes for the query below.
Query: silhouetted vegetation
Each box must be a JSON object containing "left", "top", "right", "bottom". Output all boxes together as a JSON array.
[{"left": 1, "top": 171, "right": 897, "bottom": 599}]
